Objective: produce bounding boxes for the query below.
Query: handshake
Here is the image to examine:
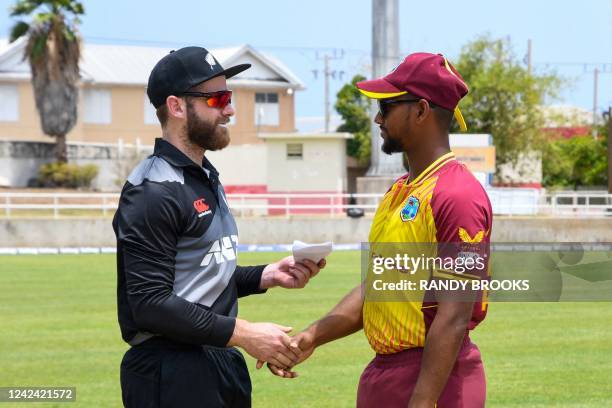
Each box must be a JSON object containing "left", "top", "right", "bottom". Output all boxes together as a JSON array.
[
  {"left": 228, "top": 282, "right": 364, "bottom": 380},
  {"left": 231, "top": 319, "right": 316, "bottom": 379},
  {"left": 229, "top": 255, "right": 365, "bottom": 379},
  {"left": 227, "top": 255, "right": 329, "bottom": 378}
]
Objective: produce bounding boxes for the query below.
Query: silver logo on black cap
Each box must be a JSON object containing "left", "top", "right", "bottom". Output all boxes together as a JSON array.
[{"left": 205, "top": 53, "right": 217, "bottom": 68}]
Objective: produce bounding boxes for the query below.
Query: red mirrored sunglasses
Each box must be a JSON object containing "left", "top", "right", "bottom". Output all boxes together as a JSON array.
[{"left": 180, "top": 90, "right": 233, "bottom": 109}]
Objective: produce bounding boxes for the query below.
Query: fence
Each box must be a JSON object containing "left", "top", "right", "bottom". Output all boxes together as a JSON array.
[{"left": 1, "top": 190, "right": 611, "bottom": 219}]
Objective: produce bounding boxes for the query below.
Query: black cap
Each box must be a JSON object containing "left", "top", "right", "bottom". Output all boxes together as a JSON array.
[{"left": 147, "top": 46, "right": 251, "bottom": 108}]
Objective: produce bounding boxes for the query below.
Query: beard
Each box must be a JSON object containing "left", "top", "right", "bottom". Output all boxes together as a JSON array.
[
  {"left": 381, "top": 132, "right": 403, "bottom": 155},
  {"left": 185, "top": 102, "right": 230, "bottom": 151}
]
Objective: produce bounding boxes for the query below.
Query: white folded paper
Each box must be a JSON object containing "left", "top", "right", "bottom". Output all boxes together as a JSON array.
[{"left": 292, "top": 240, "right": 333, "bottom": 263}]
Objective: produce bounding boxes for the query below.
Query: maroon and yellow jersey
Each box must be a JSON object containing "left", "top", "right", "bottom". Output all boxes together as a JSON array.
[{"left": 363, "top": 152, "right": 493, "bottom": 354}]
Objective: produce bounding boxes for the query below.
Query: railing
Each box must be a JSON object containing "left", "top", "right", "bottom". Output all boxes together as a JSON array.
[
  {"left": 0, "top": 193, "right": 120, "bottom": 219},
  {"left": 226, "top": 193, "right": 382, "bottom": 218},
  {"left": 0, "top": 190, "right": 611, "bottom": 218},
  {"left": 544, "top": 191, "right": 612, "bottom": 217}
]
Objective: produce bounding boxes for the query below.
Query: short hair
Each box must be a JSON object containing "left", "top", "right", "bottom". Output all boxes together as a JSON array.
[
  {"left": 432, "top": 104, "right": 454, "bottom": 131},
  {"left": 155, "top": 85, "right": 199, "bottom": 127},
  {"left": 156, "top": 104, "right": 169, "bottom": 127}
]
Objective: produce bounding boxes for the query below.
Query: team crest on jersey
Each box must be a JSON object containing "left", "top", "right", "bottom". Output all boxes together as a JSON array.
[
  {"left": 400, "top": 196, "right": 420, "bottom": 222},
  {"left": 193, "top": 198, "right": 212, "bottom": 218}
]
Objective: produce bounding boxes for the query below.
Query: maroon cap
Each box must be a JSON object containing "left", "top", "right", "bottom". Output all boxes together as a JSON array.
[{"left": 356, "top": 53, "right": 468, "bottom": 131}]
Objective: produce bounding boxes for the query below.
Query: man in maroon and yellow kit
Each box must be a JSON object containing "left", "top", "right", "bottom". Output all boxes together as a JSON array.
[{"left": 266, "top": 53, "right": 493, "bottom": 408}]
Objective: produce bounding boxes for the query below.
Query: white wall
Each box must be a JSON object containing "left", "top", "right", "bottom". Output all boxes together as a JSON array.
[
  {"left": 206, "top": 144, "right": 267, "bottom": 187},
  {"left": 3, "top": 217, "right": 612, "bottom": 247},
  {"left": 265, "top": 137, "right": 348, "bottom": 192}
]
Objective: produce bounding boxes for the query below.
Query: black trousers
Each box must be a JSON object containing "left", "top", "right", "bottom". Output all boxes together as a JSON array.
[{"left": 120, "top": 337, "right": 251, "bottom": 408}]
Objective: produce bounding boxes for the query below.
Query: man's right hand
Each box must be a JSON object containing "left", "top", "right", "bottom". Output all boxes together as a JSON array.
[
  {"left": 227, "top": 319, "right": 301, "bottom": 369},
  {"left": 262, "top": 328, "right": 317, "bottom": 378},
  {"left": 258, "top": 284, "right": 364, "bottom": 379}
]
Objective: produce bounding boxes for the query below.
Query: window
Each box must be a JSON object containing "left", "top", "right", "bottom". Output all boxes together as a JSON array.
[
  {"left": 287, "top": 143, "right": 303, "bottom": 160},
  {"left": 254, "top": 92, "right": 279, "bottom": 126},
  {"left": 143, "top": 91, "right": 158, "bottom": 125},
  {"left": 83, "top": 88, "right": 111, "bottom": 124},
  {"left": 0, "top": 84, "right": 19, "bottom": 121}
]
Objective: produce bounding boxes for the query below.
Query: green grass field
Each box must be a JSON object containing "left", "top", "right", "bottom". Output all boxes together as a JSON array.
[{"left": 1, "top": 252, "right": 611, "bottom": 407}]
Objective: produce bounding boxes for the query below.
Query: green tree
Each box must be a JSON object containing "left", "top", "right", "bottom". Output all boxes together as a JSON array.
[
  {"left": 335, "top": 74, "right": 371, "bottom": 165},
  {"left": 543, "top": 129, "right": 608, "bottom": 189},
  {"left": 9, "top": 0, "right": 85, "bottom": 163},
  {"left": 454, "top": 34, "right": 563, "bottom": 173}
]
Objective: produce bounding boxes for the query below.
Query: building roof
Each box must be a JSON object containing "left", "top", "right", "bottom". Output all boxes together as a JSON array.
[
  {"left": 542, "top": 126, "right": 593, "bottom": 139},
  {"left": 0, "top": 39, "right": 305, "bottom": 90}
]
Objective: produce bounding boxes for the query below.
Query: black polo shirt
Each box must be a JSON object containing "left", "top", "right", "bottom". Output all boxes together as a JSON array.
[{"left": 113, "top": 138, "right": 266, "bottom": 347}]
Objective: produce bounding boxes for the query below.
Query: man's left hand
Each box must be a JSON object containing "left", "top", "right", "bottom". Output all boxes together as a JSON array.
[{"left": 260, "top": 256, "right": 326, "bottom": 289}]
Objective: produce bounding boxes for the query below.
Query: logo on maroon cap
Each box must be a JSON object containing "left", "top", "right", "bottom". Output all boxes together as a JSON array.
[{"left": 388, "top": 61, "right": 401, "bottom": 75}]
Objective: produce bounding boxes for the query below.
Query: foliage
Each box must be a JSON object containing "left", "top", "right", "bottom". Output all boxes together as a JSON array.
[
  {"left": 454, "top": 34, "right": 564, "bottom": 172},
  {"left": 542, "top": 128, "right": 608, "bottom": 188},
  {"left": 335, "top": 75, "right": 371, "bottom": 165},
  {"left": 9, "top": 0, "right": 85, "bottom": 162},
  {"left": 37, "top": 161, "right": 98, "bottom": 188}
]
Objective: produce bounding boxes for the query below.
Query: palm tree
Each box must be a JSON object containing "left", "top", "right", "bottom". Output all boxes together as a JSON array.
[{"left": 9, "top": 0, "right": 84, "bottom": 163}]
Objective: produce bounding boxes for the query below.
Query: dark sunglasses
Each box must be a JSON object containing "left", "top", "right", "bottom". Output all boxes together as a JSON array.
[
  {"left": 180, "top": 90, "right": 233, "bottom": 109},
  {"left": 377, "top": 98, "right": 422, "bottom": 117}
]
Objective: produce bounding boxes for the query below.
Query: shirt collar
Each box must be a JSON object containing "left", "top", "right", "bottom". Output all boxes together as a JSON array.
[
  {"left": 408, "top": 152, "right": 456, "bottom": 186},
  {"left": 153, "top": 138, "right": 219, "bottom": 177},
  {"left": 202, "top": 155, "right": 220, "bottom": 177}
]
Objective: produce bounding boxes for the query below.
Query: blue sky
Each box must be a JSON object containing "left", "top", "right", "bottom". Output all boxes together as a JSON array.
[{"left": 1, "top": 0, "right": 610, "bottom": 130}]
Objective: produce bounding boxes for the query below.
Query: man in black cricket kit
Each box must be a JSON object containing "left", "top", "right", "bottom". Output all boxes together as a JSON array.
[{"left": 113, "top": 46, "right": 325, "bottom": 408}]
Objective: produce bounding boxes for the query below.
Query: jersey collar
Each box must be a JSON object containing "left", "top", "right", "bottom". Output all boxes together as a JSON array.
[
  {"left": 408, "top": 152, "right": 456, "bottom": 186},
  {"left": 153, "top": 138, "right": 196, "bottom": 168},
  {"left": 153, "top": 138, "right": 219, "bottom": 177}
]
